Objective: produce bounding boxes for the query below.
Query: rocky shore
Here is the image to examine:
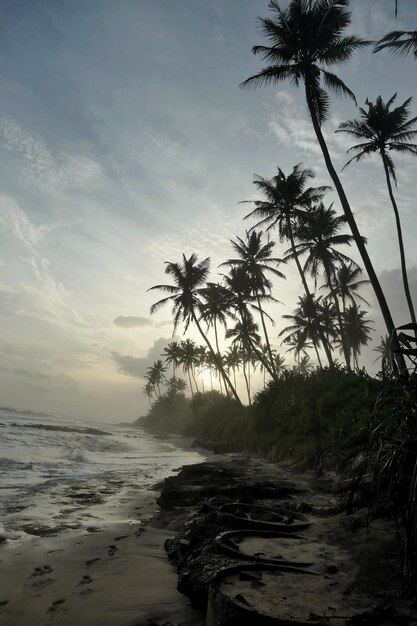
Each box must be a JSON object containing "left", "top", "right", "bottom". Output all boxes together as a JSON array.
[{"left": 151, "top": 454, "right": 413, "bottom": 626}]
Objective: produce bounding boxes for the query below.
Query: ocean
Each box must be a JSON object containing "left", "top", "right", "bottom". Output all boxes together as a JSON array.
[{"left": 0, "top": 406, "right": 203, "bottom": 541}]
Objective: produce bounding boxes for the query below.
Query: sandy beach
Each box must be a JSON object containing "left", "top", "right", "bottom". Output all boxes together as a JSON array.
[{"left": 0, "top": 485, "right": 204, "bottom": 626}]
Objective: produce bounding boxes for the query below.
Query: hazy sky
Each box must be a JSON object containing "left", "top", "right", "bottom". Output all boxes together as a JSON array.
[{"left": 0, "top": 0, "right": 416, "bottom": 422}]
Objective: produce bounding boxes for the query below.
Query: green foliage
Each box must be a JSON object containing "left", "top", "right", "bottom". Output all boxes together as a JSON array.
[{"left": 252, "top": 367, "right": 379, "bottom": 465}]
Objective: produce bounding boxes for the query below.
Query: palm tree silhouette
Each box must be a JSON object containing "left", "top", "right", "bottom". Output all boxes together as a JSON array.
[
  {"left": 341, "top": 304, "right": 373, "bottom": 370},
  {"left": 149, "top": 253, "right": 241, "bottom": 403},
  {"left": 288, "top": 202, "right": 354, "bottom": 369},
  {"left": 145, "top": 360, "right": 166, "bottom": 399},
  {"left": 280, "top": 294, "right": 330, "bottom": 367},
  {"left": 162, "top": 341, "right": 182, "bottom": 378},
  {"left": 179, "top": 339, "right": 199, "bottom": 396},
  {"left": 226, "top": 312, "right": 261, "bottom": 404},
  {"left": 374, "top": 30, "right": 417, "bottom": 58},
  {"left": 220, "top": 231, "right": 284, "bottom": 376},
  {"left": 328, "top": 261, "right": 370, "bottom": 315},
  {"left": 373, "top": 335, "right": 394, "bottom": 373},
  {"left": 281, "top": 329, "right": 313, "bottom": 369},
  {"left": 222, "top": 265, "right": 276, "bottom": 379},
  {"left": 244, "top": 165, "right": 329, "bottom": 301},
  {"left": 240, "top": 0, "right": 399, "bottom": 359},
  {"left": 338, "top": 95, "right": 417, "bottom": 328}
]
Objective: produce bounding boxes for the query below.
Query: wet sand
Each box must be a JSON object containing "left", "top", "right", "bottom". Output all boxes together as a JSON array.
[{"left": 0, "top": 487, "right": 204, "bottom": 626}]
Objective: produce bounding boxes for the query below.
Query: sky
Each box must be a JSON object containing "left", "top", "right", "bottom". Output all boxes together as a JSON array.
[{"left": 0, "top": 0, "right": 416, "bottom": 422}]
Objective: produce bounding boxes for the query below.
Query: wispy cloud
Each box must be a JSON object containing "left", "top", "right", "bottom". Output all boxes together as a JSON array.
[{"left": 0, "top": 119, "right": 103, "bottom": 192}]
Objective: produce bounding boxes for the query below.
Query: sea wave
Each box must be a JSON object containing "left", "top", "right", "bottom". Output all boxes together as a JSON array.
[{"left": 8, "top": 422, "right": 110, "bottom": 436}]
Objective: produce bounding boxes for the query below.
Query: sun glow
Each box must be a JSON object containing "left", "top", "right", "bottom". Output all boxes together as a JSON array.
[{"left": 199, "top": 368, "right": 212, "bottom": 386}]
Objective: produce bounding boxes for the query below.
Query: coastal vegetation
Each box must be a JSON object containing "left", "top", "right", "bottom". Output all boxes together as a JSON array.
[{"left": 140, "top": 0, "right": 417, "bottom": 591}]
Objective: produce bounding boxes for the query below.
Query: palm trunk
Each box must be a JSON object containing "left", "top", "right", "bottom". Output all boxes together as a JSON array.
[
  {"left": 256, "top": 293, "right": 277, "bottom": 377},
  {"left": 243, "top": 359, "right": 251, "bottom": 404},
  {"left": 192, "top": 311, "right": 241, "bottom": 404},
  {"left": 313, "top": 343, "right": 323, "bottom": 368},
  {"left": 214, "top": 320, "right": 224, "bottom": 394},
  {"left": 304, "top": 79, "right": 404, "bottom": 375},
  {"left": 382, "top": 152, "right": 417, "bottom": 331},
  {"left": 191, "top": 368, "right": 199, "bottom": 393},
  {"left": 187, "top": 369, "right": 194, "bottom": 397},
  {"left": 286, "top": 217, "right": 334, "bottom": 367},
  {"left": 324, "top": 260, "right": 351, "bottom": 370}
]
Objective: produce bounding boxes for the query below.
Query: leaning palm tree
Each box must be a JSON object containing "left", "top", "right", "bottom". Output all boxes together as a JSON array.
[
  {"left": 146, "top": 360, "right": 166, "bottom": 399},
  {"left": 148, "top": 254, "right": 241, "bottom": 403},
  {"left": 374, "top": 30, "right": 417, "bottom": 58},
  {"left": 241, "top": 0, "right": 400, "bottom": 361},
  {"left": 289, "top": 202, "right": 355, "bottom": 369},
  {"left": 220, "top": 231, "right": 285, "bottom": 376},
  {"left": 179, "top": 339, "right": 199, "bottom": 396},
  {"left": 338, "top": 95, "right": 417, "bottom": 328}
]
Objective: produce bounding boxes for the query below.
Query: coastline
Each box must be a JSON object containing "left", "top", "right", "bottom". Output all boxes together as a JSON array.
[{"left": 0, "top": 432, "right": 208, "bottom": 626}]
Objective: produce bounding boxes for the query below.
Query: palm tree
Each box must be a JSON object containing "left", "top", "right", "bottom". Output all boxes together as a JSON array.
[
  {"left": 374, "top": 30, "right": 417, "bottom": 58},
  {"left": 328, "top": 261, "right": 370, "bottom": 314},
  {"left": 281, "top": 329, "right": 313, "bottom": 368},
  {"left": 338, "top": 95, "right": 417, "bottom": 329},
  {"left": 244, "top": 165, "right": 329, "bottom": 299},
  {"left": 143, "top": 381, "right": 154, "bottom": 406},
  {"left": 226, "top": 312, "right": 261, "bottom": 404},
  {"left": 222, "top": 265, "right": 276, "bottom": 379},
  {"left": 225, "top": 344, "right": 242, "bottom": 390},
  {"left": 220, "top": 231, "right": 285, "bottom": 376},
  {"left": 280, "top": 294, "right": 330, "bottom": 367},
  {"left": 179, "top": 339, "right": 199, "bottom": 396},
  {"left": 298, "top": 355, "right": 314, "bottom": 376},
  {"left": 373, "top": 335, "right": 394, "bottom": 373},
  {"left": 146, "top": 360, "right": 166, "bottom": 399},
  {"left": 273, "top": 352, "right": 287, "bottom": 375},
  {"left": 148, "top": 253, "right": 241, "bottom": 403},
  {"left": 288, "top": 202, "right": 355, "bottom": 369},
  {"left": 341, "top": 304, "right": 373, "bottom": 370},
  {"left": 162, "top": 341, "right": 182, "bottom": 377},
  {"left": 241, "top": 0, "right": 400, "bottom": 363}
]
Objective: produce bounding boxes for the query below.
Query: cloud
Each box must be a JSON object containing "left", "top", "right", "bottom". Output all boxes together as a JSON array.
[
  {"left": 0, "top": 119, "right": 103, "bottom": 192},
  {"left": 112, "top": 336, "right": 180, "bottom": 378},
  {"left": 113, "top": 315, "right": 153, "bottom": 328}
]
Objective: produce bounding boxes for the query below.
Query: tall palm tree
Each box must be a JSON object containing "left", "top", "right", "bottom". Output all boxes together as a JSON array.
[
  {"left": 374, "top": 30, "right": 417, "bottom": 58},
  {"left": 226, "top": 312, "right": 261, "bottom": 404},
  {"left": 162, "top": 341, "right": 182, "bottom": 377},
  {"left": 244, "top": 165, "right": 329, "bottom": 299},
  {"left": 220, "top": 231, "right": 285, "bottom": 376},
  {"left": 225, "top": 344, "right": 242, "bottom": 390},
  {"left": 288, "top": 202, "right": 355, "bottom": 369},
  {"left": 222, "top": 265, "right": 276, "bottom": 379},
  {"left": 280, "top": 294, "right": 330, "bottom": 367},
  {"left": 148, "top": 254, "right": 241, "bottom": 403},
  {"left": 146, "top": 360, "right": 166, "bottom": 399},
  {"left": 328, "top": 261, "right": 370, "bottom": 314},
  {"left": 281, "top": 329, "right": 313, "bottom": 368},
  {"left": 338, "top": 95, "right": 417, "bottom": 329},
  {"left": 241, "top": 0, "right": 400, "bottom": 364},
  {"left": 341, "top": 304, "right": 373, "bottom": 370},
  {"left": 298, "top": 355, "right": 314, "bottom": 375},
  {"left": 179, "top": 339, "right": 199, "bottom": 396}
]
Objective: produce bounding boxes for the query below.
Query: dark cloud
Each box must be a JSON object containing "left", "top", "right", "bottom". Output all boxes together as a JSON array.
[
  {"left": 113, "top": 315, "right": 153, "bottom": 328},
  {"left": 112, "top": 336, "right": 180, "bottom": 378}
]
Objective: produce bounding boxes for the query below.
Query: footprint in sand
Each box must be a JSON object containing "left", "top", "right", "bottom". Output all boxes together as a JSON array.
[
  {"left": 108, "top": 544, "right": 119, "bottom": 556},
  {"left": 114, "top": 535, "right": 128, "bottom": 541},
  {"left": 0, "top": 600, "right": 9, "bottom": 607},
  {"left": 31, "top": 565, "right": 53, "bottom": 577},
  {"left": 46, "top": 599, "right": 66, "bottom": 613},
  {"left": 79, "top": 587, "right": 97, "bottom": 596},
  {"left": 32, "top": 578, "right": 55, "bottom": 588},
  {"left": 85, "top": 558, "right": 100, "bottom": 568},
  {"left": 77, "top": 575, "right": 93, "bottom": 586}
]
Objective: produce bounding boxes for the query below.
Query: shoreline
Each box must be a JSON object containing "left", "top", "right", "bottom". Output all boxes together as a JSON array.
[{"left": 0, "top": 433, "right": 209, "bottom": 626}]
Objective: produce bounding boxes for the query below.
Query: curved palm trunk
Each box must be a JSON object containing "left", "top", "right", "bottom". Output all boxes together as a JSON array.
[
  {"left": 382, "top": 152, "right": 417, "bottom": 332},
  {"left": 313, "top": 343, "right": 323, "bottom": 368},
  {"left": 304, "top": 79, "right": 404, "bottom": 375},
  {"left": 187, "top": 369, "right": 194, "bottom": 397},
  {"left": 286, "top": 217, "right": 334, "bottom": 367},
  {"left": 256, "top": 293, "right": 277, "bottom": 377},
  {"left": 324, "top": 260, "right": 351, "bottom": 370},
  {"left": 191, "top": 368, "right": 199, "bottom": 393},
  {"left": 192, "top": 311, "right": 241, "bottom": 404}
]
